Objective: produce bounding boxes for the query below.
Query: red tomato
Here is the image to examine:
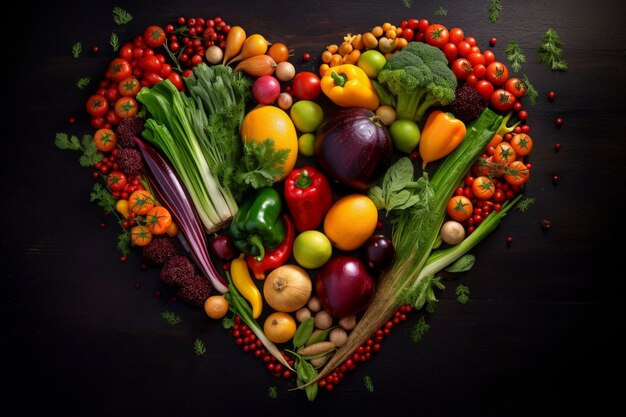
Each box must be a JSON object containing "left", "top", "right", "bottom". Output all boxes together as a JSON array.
[
  {"left": 504, "top": 161, "right": 530, "bottom": 186},
  {"left": 144, "top": 25, "right": 166, "bottom": 48},
  {"left": 451, "top": 58, "right": 473, "bottom": 80},
  {"left": 114, "top": 97, "right": 138, "bottom": 119},
  {"left": 104, "top": 85, "right": 120, "bottom": 103},
  {"left": 493, "top": 142, "right": 516, "bottom": 166},
  {"left": 467, "top": 52, "right": 485, "bottom": 66},
  {"left": 442, "top": 43, "right": 458, "bottom": 64},
  {"left": 486, "top": 62, "right": 509, "bottom": 86},
  {"left": 466, "top": 74, "right": 478, "bottom": 86},
  {"left": 424, "top": 24, "right": 449, "bottom": 48},
  {"left": 168, "top": 72, "right": 184, "bottom": 91},
  {"left": 106, "top": 171, "right": 128, "bottom": 191},
  {"left": 119, "top": 43, "right": 134, "bottom": 61},
  {"left": 143, "top": 72, "right": 165, "bottom": 87},
  {"left": 475, "top": 80, "right": 494, "bottom": 103},
  {"left": 472, "top": 64, "right": 487, "bottom": 79},
  {"left": 447, "top": 196, "right": 473, "bottom": 222},
  {"left": 449, "top": 28, "right": 464, "bottom": 44},
  {"left": 105, "top": 108, "right": 121, "bottom": 125},
  {"left": 418, "top": 19, "right": 430, "bottom": 32},
  {"left": 291, "top": 72, "right": 321, "bottom": 101},
  {"left": 118, "top": 77, "right": 141, "bottom": 97},
  {"left": 159, "top": 63, "right": 173, "bottom": 77},
  {"left": 401, "top": 28, "right": 414, "bottom": 41},
  {"left": 505, "top": 77, "right": 527, "bottom": 98},
  {"left": 86, "top": 94, "right": 109, "bottom": 117},
  {"left": 472, "top": 176, "right": 495, "bottom": 200},
  {"left": 457, "top": 41, "right": 472, "bottom": 57},
  {"left": 483, "top": 50, "right": 495, "bottom": 65},
  {"left": 464, "top": 36, "right": 477, "bottom": 47},
  {"left": 407, "top": 18, "right": 420, "bottom": 30},
  {"left": 491, "top": 89, "right": 516, "bottom": 112},
  {"left": 109, "top": 58, "right": 132, "bottom": 82},
  {"left": 139, "top": 55, "right": 162, "bottom": 72}
]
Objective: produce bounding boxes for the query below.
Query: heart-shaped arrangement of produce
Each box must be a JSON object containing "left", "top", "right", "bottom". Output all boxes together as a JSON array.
[{"left": 57, "top": 9, "right": 542, "bottom": 401}]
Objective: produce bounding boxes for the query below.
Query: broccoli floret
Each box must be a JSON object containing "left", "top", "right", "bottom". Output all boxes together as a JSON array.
[{"left": 377, "top": 42, "right": 457, "bottom": 122}]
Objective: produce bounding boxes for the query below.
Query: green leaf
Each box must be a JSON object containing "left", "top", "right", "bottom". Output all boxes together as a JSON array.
[
  {"left": 76, "top": 77, "right": 91, "bottom": 89},
  {"left": 194, "top": 338, "right": 207, "bottom": 355},
  {"left": 368, "top": 186, "right": 385, "bottom": 209},
  {"left": 505, "top": 40, "right": 526, "bottom": 73},
  {"left": 161, "top": 311, "right": 182, "bottom": 326},
  {"left": 516, "top": 196, "right": 536, "bottom": 213},
  {"left": 268, "top": 386, "right": 278, "bottom": 399},
  {"left": 117, "top": 231, "right": 132, "bottom": 256},
  {"left": 489, "top": 0, "right": 502, "bottom": 22},
  {"left": 110, "top": 32, "right": 120, "bottom": 52},
  {"left": 234, "top": 139, "right": 289, "bottom": 195},
  {"left": 455, "top": 284, "right": 470, "bottom": 304},
  {"left": 55, "top": 133, "right": 81, "bottom": 151},
  {"left": 537, "top": 28, "right": 568, "bottom": 71},
  {"left": 434, "top": 6, "right": 448, "bottom": 16},
  {"left": 222, "top": 316, "right": 235, "bottom": 329},
  {"left": 445, "top": 254, "right": 475, "bottom": 273},
  {"left": 72, "top": 42, "right": 82, "bottom": 58},
  {"left": 89, "top": 183, "right": 116, "bottom": 212},
  {"left": 293, "top": 317, "right": 315, "bottom": 348},
  {"left": 364, "top": 375, "right": 374, "bottom": 392},
  {"left": 401, "top": 0, "right": 414, "bottom": 8},
  {"left": 112, "top": 6, "right": 133, "bottom": 24},
  {"left": 411, "top": 316, "right": 430, "bottom": 343}
]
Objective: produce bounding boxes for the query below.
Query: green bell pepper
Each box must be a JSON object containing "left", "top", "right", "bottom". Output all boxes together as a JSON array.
[{"left": 229, "top": 187, "right": 286, "bottom": 261}]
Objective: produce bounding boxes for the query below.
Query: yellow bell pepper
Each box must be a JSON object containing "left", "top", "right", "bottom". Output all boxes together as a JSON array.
[
  {"left": 321, "top": 64, "right": 380, "bottom": 110},
  {"left": 419, "top": 110, "right": 467, "bottom": 170}
]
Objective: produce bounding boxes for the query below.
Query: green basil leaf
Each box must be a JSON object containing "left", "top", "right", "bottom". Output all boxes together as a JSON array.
[{"left": 293, "top": 317, "right": 315, "bottom": 348}]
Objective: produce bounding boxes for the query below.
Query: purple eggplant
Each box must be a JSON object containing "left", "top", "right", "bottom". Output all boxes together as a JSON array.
[{"left": 133, "top": 135, "right": 229, "bottom": 293}]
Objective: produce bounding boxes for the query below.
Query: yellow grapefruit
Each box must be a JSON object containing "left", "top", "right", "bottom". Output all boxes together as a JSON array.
[
  {"left": 323, "top": 194, "right": 379, "bottom": 251},
  {"left": 240, "top": 105, "right": 298, "bottom": 181}
]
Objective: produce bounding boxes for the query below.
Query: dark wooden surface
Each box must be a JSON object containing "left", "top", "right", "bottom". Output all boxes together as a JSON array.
[{"left": 2, "top": 0, "right": 624, "bottom": 415}]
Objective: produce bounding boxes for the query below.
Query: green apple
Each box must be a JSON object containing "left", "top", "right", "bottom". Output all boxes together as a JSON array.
[
  {"left": 357, "top": 50, "right": 387, "bottom": 78},
  {"left": 298, "top": 133, "right": 316, "bottom": 157},
  {"left": 290, "top": 100, "right": 324, "bottom": 133},
  {"left": 293, "top": 230, "right": 332, "bottom": 269},
  {"left": 389, "top": 119, "right": 421, "bottom": 153}
]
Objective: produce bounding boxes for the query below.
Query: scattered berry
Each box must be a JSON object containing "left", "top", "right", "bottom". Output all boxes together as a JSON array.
[
  {"left": 555, "top": 117, "right": 563, "bottom": 127},
  {"left": 554, "top": 143, "right": 561, "bottom": 152},
  {"left": 506, "top": 236, "right": 513, "bottom": 246},
  {"left": 547, "top": 91, "right": 556, "bottom": 102},
  {"left": 120, "top": 255, "right": 127, "bottom": 262},
  {"left": 91, "top": 45, "right": 100, "bottom": 53},
  {"left": 552, "top": 175, "right": 559, "bottom": 185},
  {"left": 302, "top": 52, "right": 311, "bottom": 62},
  {"left": 489, "top": 37, "right": 497, "bottom": 46},
  {"left": 68, "top": 116, "right": 76, "bottom": 124}
]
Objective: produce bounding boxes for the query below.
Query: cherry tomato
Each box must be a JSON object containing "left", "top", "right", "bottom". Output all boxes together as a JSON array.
[
  {"left": 143, "top": 72, "right": 165, "bottom": 87},
  {"left": 168, "top": 72, "right": 184, "bottom": 90},
  {"left": 108, "top": 58, "right": 132, "bottom": 83},
  {"left": 447, "top": 196, "right": 473, "bottom": 222},
  {"left": 114, "top": 97, "right": 138, "bottom": 119},
  {"left": 105, "top": 108, "right": 121, "bottom": 125},
  {"left": 158, "top": 63, "right": 173, "bottom": 77},
  {"left": 451, "top": 58, "right": 472, "bottom": 80},
  {"left": 418, "top": 19, "right": 430, "bottom": 32},
  {"left": 449, "top": 28, "right": 464, "bottom": 44},
  {"left": 139, "top": 55, "right": 162, "bottom": 73},
  {"left": 472, "top": 176, "right": 495, "bottom": 200},
  {"left": 475, "top": 80, "right": 495, "bottom": 103},
  {"left": 90, "top": 116, "right": 106, "bottom": 129},
  {"left": 441, "top": 43, "right": 458, "bottom": 64},
  {"left": 465, "top": 74, "right": 478, "bottom": 86},
  {"left": 472, "top": 64, "right": 487, "bottom": 79},
  {"left": 505, "top": 77, "right": 526, "bottom": 98},
  {"left": 467, "top": 52, "right": 485, "bottom": 66},
  {"left": 464, "top": 36, "right": 477, "bottom": 47},
  {"left": 486, "top": 62, "right": 509, "bottom": 86},
  {"left": 509, "top": 133, "right": 533, "bottom": 156},
  {"left": 491, "top": 88, "right": 516, "bottom": 112},
  {"left": 144, "top": 25, "right": 166, "bottom": 48},
  {"left": 119, "top": 43, "right": 134, "bottom": 61},
  {"left": 457, "top": 41, "right": 472, "bottom": 57},
  {"left": 118, "top": 77, "right": 141, "bottom": 97},
  {"left": 106, "top": 171, "right": 128, "bottom": 191},
  {"left": 130, "top": 225, "right": 152, "bottom": 247},
  {"left": 104, "top": 85, "right": 120, "bottom": 103},
  {"left": 424, "top": 24, "right": 449, "bottom": 48},
  {"left": 93, "top": 128, "right": 117, "bottom": 152},
  {"left": 407, "top": 18, "right": 420, "bottom": 30},
  {"left": 401, "top": 28, "right": 414, "bottom": 41},
  {"left": 291, "top": 72, "right": 321, "bottom": 101},
  {"left": 504, "top": 161, "right": 530, "bottom": 186},
  {"left": 86, "top": 94, "right": 109, "bottom": 117},
  {"left": 483, "top": 50, "right": 495, "bottom": 65}
]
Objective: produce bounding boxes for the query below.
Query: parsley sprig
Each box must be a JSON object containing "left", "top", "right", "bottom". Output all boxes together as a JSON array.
[
  {"left": 76, "top": 77, "right": 91, "bottom": 89},
  {"left": 71, "top": 42, "right": 82, "bottom": 59},
  {"left": 161, "top": 311, "right": 182, "bottom": 326},
  {"left": 55, "top": 132, "right": 103, "bottom": 167},
  {"left": 455, "top": 284, "right": 470, "bottom": 304}
]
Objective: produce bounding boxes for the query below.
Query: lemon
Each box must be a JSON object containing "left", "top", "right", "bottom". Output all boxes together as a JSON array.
[
  {"left": 323, "top": 194, "right": 379, "bottom": 251},
  {"left": 240, "top": 105, "right": 298, "bottom": 181}
]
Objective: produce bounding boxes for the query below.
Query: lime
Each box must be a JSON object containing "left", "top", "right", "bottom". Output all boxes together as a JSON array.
[
  {"left": 389, "top": 119, "right": 420, "bottom": 153},
  {"left": 293, "top": 230, "right": 333, "bottom": 269},
  {"left": 298, "top": 133, "right": 315, "bottom": 156},
  {"left": 290, "top": 100, "right": 324, "bottom": 133}
]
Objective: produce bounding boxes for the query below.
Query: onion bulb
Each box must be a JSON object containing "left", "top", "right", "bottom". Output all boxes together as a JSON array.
[
  {"left": 227, "top": 33, "right": 270, "bottom": 65},
  {"left": 263, "top": 264, "right": 312, "bottom": 312},
  {"left": 205, "top": 45, "right": 224, "bottom": 65},
  {"left": 277, "top": 92, "right": 293, "bottom": 110},
  {"left": 275, "top": 61, "right": 295, "bottom": 82},
  {"left": 252, "top": 75, "right": 281, "bottom": 104}
]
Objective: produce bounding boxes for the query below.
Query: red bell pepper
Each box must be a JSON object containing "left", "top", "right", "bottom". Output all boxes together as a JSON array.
[
  {"left": 246, "top": 214, "right": 295, "bottom": 280},
  {"left": 284, "top": 166, "right": 333, "bottom": 233}
]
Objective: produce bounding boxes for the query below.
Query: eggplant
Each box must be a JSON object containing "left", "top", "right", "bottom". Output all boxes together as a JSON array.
[{"left": 314, "top": 107, "right": 393, "bottom": 191}]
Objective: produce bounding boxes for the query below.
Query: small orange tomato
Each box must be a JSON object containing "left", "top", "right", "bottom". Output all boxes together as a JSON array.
[
  {"left": 509, "top": 133, "right": 533, "bottom": 157},
  {"left": 204, "top": 295, "right": 229, "bottom": 319},
  {"left": 166, "top": 221, "right": 179, "bottom": 237},
  {"left": 117, "top": 77, "right": 141, "bottom": 97},
  {"left": 93, "top": 128, "right": 118, "bottom": 152},
  {"left": 446, "top": 196, "right": 473, "bottom": 222},
  {"left": 472, "top": 176, "right": 495, "bottom": 200},
  {"left": 504, "top": 161, "right": 531, "bottom": 186},
  {"left": 267, "top": 42, "right": 291, "bottom": 63},
  {"left": 130, "top": 225, "right": 152, "bottom": 247},
  {"left": 114, "top": 97, "right": 138, "bottom": 119},
  {"left": 493, "top": 142, "right": 516, "bottom": 166},
  {"left": 145, "top": 206, "right": 172, "bottom": 235},
  {"left": 263, "top": 312, "right": 297, "bottom": 344},
  {"left": 128, "top": 190, "right": 155, "bottom": 215}
]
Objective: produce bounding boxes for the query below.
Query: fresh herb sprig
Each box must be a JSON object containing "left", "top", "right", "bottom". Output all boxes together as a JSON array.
[
  {"left": 268, "top": 387, "right": 278, "bottom": 399},
  {"left": 521, "top": 75, "right": 538, "bottom": 105},
  {"left": 90, "top": 183, "right": 116, "bottom": 212},
  {"left": 113, "top": 6, "right": 133, "bottom": 25},
  {"left": 55, "top": 132, "right": 103, "bottom": 167},
  {"left": 537, "top": 28, "right": 568, "bottom": 71},
  {"left": 110, "top": 32, "right": 120, "bottom": 52},
  {"left": 364, "top": 375, "right": 374, "bottom": 392},
  {"left": 505, "top": 40, "right": 526, "bottom": 73},
  {"left": 76, "top": 77, "right": 91, "bottom": 89},
  {"left": 411, "top": 316, "right": 430, "bottom": 343},
  {"left": 71, "top": 42, "right": 82, "bottom": 59},
  {"left": 161, "top": 311, "right": 182, "bottom": 326},
  {"left": 233, "top": 139, "right": 290, "bottom": 194},
  {"left": 489, "top": 0, "right": 502, "bottom": 22},
  {"left": 194, "top": 338, "right": 207, "bottom": 355},
  {"left": 455, "top": 284, "right": 470, "bottom": 304},
  {"left": 434, "top": 6, "right": 448, "bottom": 16},
  {"left": 516, "top": 197, "right": 536, "bottom": 212}
]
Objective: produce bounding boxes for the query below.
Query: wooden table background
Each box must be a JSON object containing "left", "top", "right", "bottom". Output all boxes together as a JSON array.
[{"left": 2, "top": 0, "right": 624, "bottom": 415}]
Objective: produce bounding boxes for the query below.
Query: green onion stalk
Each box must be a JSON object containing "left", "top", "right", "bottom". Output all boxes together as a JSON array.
[{"left": 302, "top": 108, "right": 515, "bottom": 389}]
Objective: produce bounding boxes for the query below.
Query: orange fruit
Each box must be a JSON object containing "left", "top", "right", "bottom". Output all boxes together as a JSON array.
[
  {"left": 263, "top": 312, "right": 297, "bottom": 344},
  {"left": 323, "top": 194, "right": 379, "bottom": 251},
  {"left": 240, "top": 105, "right": 298, "bottom": 181},
  {"left": 204, "top": 295, "right": 229, "bottom": 319}
]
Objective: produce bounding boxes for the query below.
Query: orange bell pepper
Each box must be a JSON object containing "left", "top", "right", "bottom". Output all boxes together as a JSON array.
[{"left": 419, "top": 110, "right": 467, "bottom": 170}]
